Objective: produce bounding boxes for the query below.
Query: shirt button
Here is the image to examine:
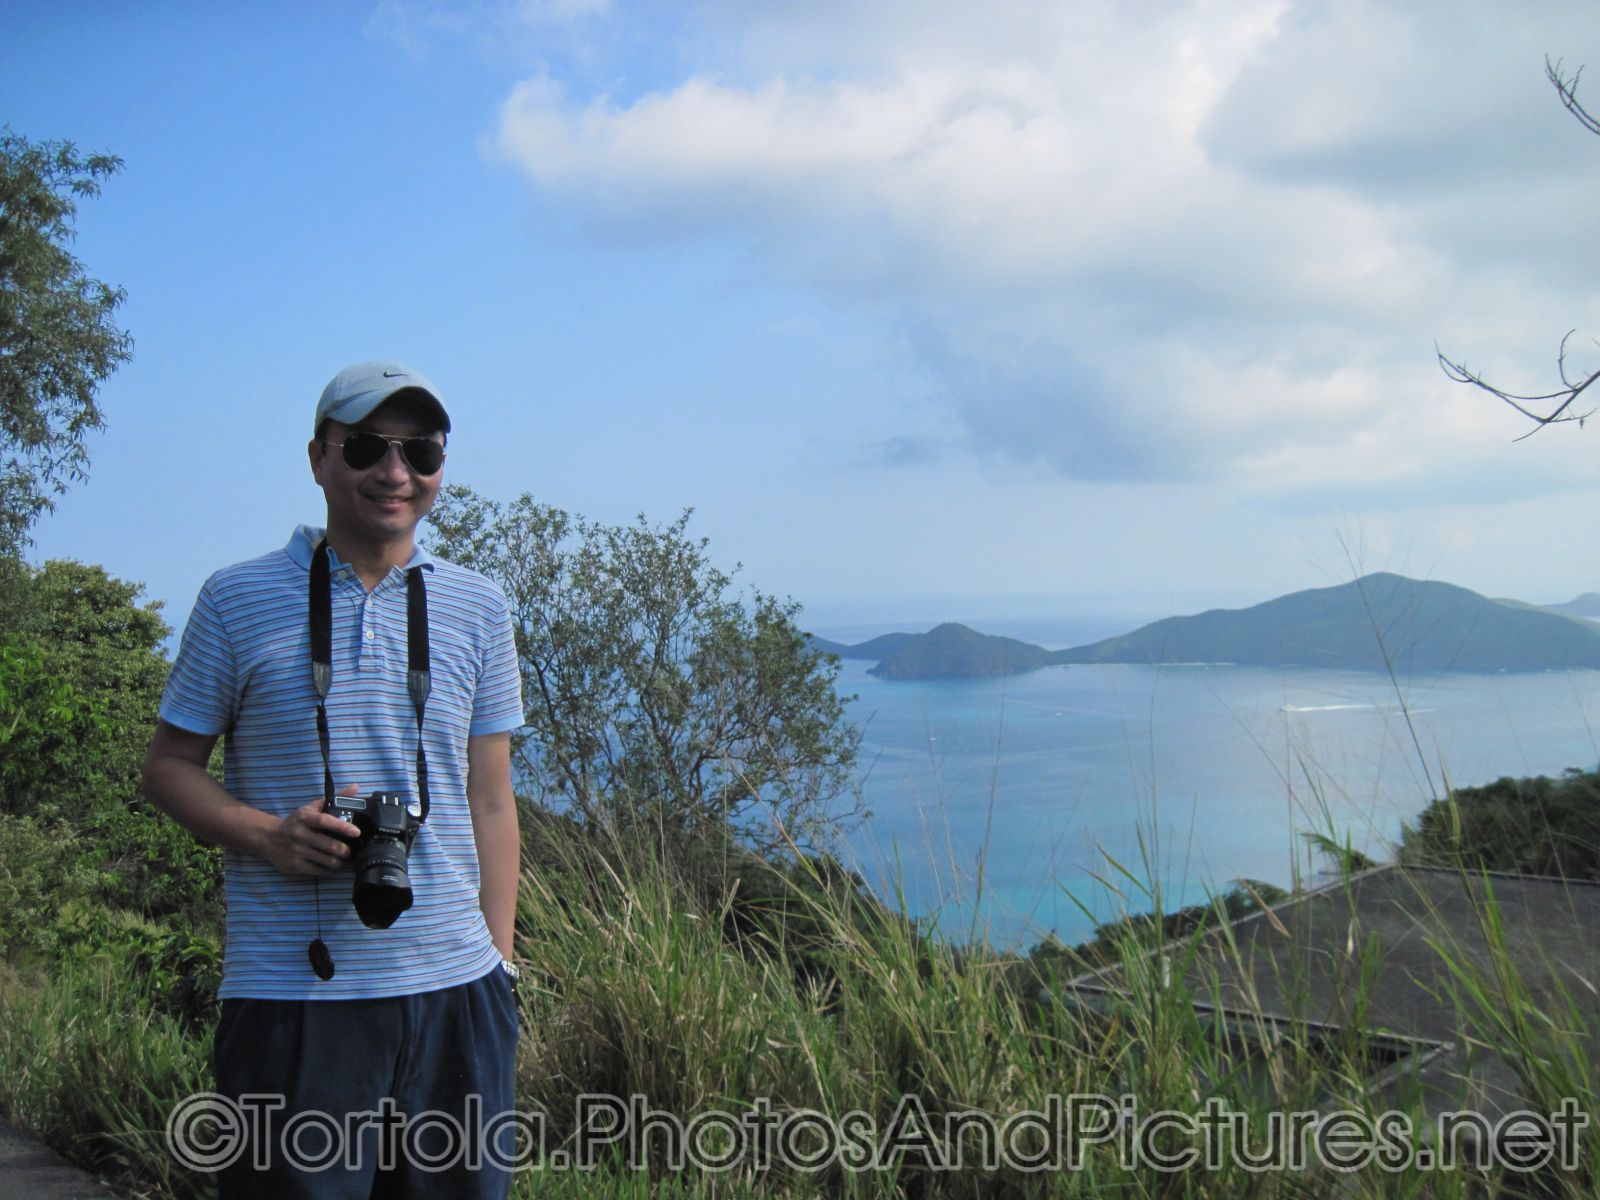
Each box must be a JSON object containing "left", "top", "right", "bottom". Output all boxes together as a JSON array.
[{"left": 364, "top": 628, "right": 375, "bottom": 641}]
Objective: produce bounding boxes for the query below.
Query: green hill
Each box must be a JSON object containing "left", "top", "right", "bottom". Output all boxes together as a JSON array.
[
  {"left": 806, "top": 632, "right": 919, "bottom": 660},
  {"left": 844, "top": 632, "right": 920, "bottom": 661},
  {"left": 1051, "top": 573, "right": 1600, "bottom": 672},
  {"left": 805, "top": 634, "right": 853, "bottom": 657},
  {"left": 868, "top": 623, "right": 1053, "bottom": 680}
]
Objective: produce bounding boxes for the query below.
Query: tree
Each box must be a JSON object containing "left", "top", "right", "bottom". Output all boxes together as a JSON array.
[
  {"left": 1399, "top": 768, "right": 1600, "bottom": 880},
  {"left": 1438, "top": 60, "right": 1600, "bottom": 434},
  {"left": 0, "top": 558, "right": 220, "bottom": 916},
  {"left": 0, "top": 630, "right": 107, "bottom": 811},
  {"left": 14, "top": 558, "right": 172, "bottom": 799},
  {"left": 426, "top": 486, "right": 863, "bottom": 859},
  {"left": 0, "top": 130, "right": 132, "bottom": 555}
]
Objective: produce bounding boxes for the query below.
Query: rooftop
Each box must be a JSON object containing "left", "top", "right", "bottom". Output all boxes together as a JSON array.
[{"left": 1067, "top": 864, "right": 1600, "bottom": 1120}]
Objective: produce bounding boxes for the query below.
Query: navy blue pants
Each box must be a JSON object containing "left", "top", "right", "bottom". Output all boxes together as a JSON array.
[{"left": 212, "top": 967, "right": 520, "bottom": 1199}]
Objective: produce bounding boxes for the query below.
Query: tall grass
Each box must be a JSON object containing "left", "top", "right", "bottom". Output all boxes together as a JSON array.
[
  {"left": 2, "top": 798, "right": 1596, "bottom": 1197},
  {"left": 0, "top": 955, "right": 213, "bottom": 1199},
  {"left": 499, "top": 809, "right": 1599, "bottom": 1198}
]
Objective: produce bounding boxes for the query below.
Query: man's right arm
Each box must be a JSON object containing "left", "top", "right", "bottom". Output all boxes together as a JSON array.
[{"left": 142, "top": 720, "right": 354, "bottom": 875}]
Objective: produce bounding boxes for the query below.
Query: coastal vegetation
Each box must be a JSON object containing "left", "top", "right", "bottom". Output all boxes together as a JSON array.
[
  {"left": 1400, "top": 767, "right": 1600, "bottom": 880},
  {"left": 4, "top": 521, "right": 1600, "bottom": 1196}
]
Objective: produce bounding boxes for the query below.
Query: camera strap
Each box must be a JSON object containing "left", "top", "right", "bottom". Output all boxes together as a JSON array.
[
  {"left": 306, "top": 538, "right": 432, "bottom": 980},
  {"left": 309, "top": 538, "right": 432, "bottom": 820}
]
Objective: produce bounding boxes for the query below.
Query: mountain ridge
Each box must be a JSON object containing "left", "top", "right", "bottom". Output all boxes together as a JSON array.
[
  {"left": 806, "top": 573, "right": 1600, "bottom": 679},
  {"left": 1544, "top": 592, "right": 1600, "bottom": 619},
  {"left": 1051, "top": 572, "right": 1600, "bottom": 672}
]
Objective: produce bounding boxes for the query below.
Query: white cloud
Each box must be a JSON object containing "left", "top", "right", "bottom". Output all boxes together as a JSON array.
[{"left": 491, "top": 0, "right": 1600, "bottom": 499}]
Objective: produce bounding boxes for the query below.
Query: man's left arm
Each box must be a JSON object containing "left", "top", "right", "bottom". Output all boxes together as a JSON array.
[{"left": 466, "top": 731, "right": 519, "bottom": 961}]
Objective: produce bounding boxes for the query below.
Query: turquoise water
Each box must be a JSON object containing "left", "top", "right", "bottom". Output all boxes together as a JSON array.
[{"left": 830, "top": 644, "right": 1600, "bottom": 950}]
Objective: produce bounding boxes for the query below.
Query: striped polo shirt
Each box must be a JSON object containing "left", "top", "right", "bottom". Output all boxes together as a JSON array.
[{"left": 160, "top": 525, "right": 524, "bottom": 1000}]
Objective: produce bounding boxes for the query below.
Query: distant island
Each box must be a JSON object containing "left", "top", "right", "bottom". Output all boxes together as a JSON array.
[
  {"left": 867, "top": 623, "right": 1052, "bottom": 680},
  {"left": 1544, "top": 592, "right": 1600, "bottom": 619},
  {"left": 809, "top": 573, "right": 1600, "bottom": 680}
]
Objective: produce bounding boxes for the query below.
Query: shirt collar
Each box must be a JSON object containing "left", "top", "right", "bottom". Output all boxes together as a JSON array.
[{"left": 285, "top": 524, "right": 435, "bottom": 574}]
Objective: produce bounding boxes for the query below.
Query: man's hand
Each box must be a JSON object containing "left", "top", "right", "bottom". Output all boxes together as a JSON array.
[
  {"left": 143, "top": 720, "right": 363, "bottom": 878},
  {"left": 259, "top": 787, "right": 361, "bottom": 876}
]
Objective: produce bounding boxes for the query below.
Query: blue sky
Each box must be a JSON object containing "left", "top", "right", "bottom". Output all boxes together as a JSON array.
[{"left": 5, "top": 0, "right": 1600, "bottom": 637}]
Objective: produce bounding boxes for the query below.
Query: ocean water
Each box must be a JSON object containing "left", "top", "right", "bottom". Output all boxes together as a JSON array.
[{"left": 825, "top": 624, "right": 1600, "bottom": 951}]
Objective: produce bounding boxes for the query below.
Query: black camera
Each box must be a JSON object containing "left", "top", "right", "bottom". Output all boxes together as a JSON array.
[{"left": 327, "top": 791, "right": 423, "bottom": 929}]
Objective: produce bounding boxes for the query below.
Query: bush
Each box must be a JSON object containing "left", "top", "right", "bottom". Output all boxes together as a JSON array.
[
  {"left": 0, "top": 812, "right": 98, "bottom": 958},
  {"left": 0, "top": 559, "right": 222, "bottom": 916},
  {"left": 0, "top": 632, "right": 107, "bottom": 816},
  {"left": 1400, "top": 767, "right": 1600, "bottom": 878}
]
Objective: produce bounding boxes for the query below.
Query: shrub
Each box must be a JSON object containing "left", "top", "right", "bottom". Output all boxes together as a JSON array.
[{"left": 1400, "top": 767, "right": 1600, "bottom": 879}]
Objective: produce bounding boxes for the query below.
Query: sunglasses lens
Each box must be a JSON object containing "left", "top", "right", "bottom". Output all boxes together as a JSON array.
[
  {"left": 336, "top": 433, "right": 444, "bottom": 474},
  {"left": 401, "top": 439, "right": 444, "bottom": 475},
  {"left": 341, "top": 432, "right": 390, "bottom": 470}
]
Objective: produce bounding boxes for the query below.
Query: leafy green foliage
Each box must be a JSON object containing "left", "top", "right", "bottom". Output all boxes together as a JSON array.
[
  {"left": 0, "top": 129, "right": 132, "bottom": 555},
  {"left": 427, "top": 486, "right": 863, "bottom": 858},
  {"left": 0, "top": 810, "right": 220, "bottom": 1028},
  {"left": 6, "top": 560, "right": 167, "bottom": 798},
  {"left": 1400, "top": 767, "right": 1600, "bottom": 879},
  {"left": 54, "top": 900, "right": 221, "bottom": 1026},
  {"left": 0, "top": 557, "right": 221, "bottom": 919},
  {"left": 0, "top": 631, "right": 107, "bottom": 809},
  {"left": 0, "top": 812, "right": 99, "bottom": 957},
  {"left": 0, "top": 557, "right": 224, "bottom": 1180},
  {"left": 1301, "top": 830, "right": 1378, "bottom": 876}
]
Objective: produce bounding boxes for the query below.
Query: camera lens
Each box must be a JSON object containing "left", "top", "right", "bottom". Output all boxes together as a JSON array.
[{"left": 351, "top": 837, "right": 414, "bottom": 929}]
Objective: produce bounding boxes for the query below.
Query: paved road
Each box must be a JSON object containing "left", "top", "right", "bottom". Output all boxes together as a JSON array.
[{"left": 0, "top": 1120, "right": 131, "bottom": 1199}]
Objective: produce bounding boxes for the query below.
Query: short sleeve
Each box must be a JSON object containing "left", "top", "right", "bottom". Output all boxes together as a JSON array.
[
  {"left": 159, "top": 582, "right": 239, "bottom": 736},
  {"left": 469, "top": 583, "right": 524, "bottom": 737}
]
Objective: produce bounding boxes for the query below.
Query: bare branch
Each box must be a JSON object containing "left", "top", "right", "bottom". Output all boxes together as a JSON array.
[
  {"left": 1548, "top": 57, "right": 1600, "bottom": 137},
  {"left": 1438, "top": 60, "right": 1599, "bottom": 439},
  {"left": 1438, "top": 334, "right": 1600, "bottom": 440}
]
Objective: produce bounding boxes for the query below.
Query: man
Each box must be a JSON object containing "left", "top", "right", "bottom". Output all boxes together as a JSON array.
[{"left": 143, "top": 362, "right": 524, "bottom": 1199}]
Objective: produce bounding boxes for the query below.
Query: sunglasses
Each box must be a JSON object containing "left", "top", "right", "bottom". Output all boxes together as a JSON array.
[{"left": 322, "top": 432, "right": 446, "bottom": 475}]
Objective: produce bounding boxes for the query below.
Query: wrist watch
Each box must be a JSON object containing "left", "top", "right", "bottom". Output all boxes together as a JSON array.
[{"left": 500, "top": 958, "right": 520, "bottom": 993}]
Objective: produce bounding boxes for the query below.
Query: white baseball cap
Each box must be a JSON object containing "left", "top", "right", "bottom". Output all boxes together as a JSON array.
[{"left": 314, "top": 361, "right": 451, "bottom": 433}]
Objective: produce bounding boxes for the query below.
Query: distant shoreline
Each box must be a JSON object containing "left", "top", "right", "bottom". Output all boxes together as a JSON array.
[{"left": 809, "top": 573, "right": 1600, "bottom": 681}]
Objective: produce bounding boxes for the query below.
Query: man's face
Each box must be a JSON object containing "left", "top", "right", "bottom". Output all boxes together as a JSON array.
[{"left": 308, "top": 395, "right": 446, "bottom": 549}]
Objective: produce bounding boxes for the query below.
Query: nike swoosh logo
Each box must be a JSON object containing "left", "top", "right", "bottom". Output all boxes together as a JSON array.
[{"left": 383, "top": 370, "right": 406, "bottom": 378}]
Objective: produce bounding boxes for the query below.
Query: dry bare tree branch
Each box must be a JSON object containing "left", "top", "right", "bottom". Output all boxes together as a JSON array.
[
  {"left": 1548, "top": 56, "right": 1600, "bottom": 136},
  {"left": 1438, "top": 332, "right": 1600, "bottom": 441},
  {"left": 1438, "top": 58, "right": 1599, "bottom": 438}
]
